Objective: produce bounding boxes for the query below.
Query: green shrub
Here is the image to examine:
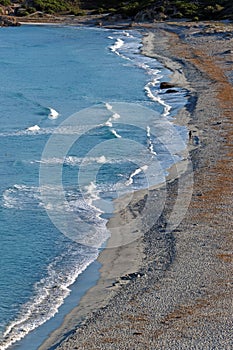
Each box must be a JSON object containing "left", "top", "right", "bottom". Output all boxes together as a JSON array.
[
  {"left": 173, "top": 1, "right": 199, "bottom": 18},
  {"left": 158, "top": 6, "right": 165, "bottom": 13},
  {"left": 0, "top": 0, "right": 11, "bottom": 6},
  {"left": 70, "top": 9, "right": 86, "bottom": 16},
  {"left": 108, "top": 8, "right": 117, "bottom": 13},
  {"left": 215, "top": 4, "right": 224, "bottom": 11},
  {"left": 27, "top": 7, "right": 37, "bottom": 14},
  {"left": 26, "top": 0, "right": 80, "bottom": 14},
  {"left": 121, "top": 2, "right": 141, "bottom": 17},
  {"left": 10, "top": 0, "right": 233, "bottom": 21},
  {"left": 96, "top": 7, "right": 105, "bottom": 14},
  {"left": 176, "top": 12, "right": 183, "bottom": 18},
  {"left": 203, "top": 3, "right": 225, "bottom": 18}
]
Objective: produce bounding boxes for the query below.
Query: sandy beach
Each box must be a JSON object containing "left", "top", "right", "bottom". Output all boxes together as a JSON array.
[{"left": 35, "top": 21, "right": 233, "bottom": 349}]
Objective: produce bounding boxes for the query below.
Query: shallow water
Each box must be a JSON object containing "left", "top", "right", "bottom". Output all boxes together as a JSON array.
[{"left": 0, "top": 25, "right": 188, "bottom": 349}]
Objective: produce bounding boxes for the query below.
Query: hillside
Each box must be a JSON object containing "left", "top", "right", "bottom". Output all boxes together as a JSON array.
[
  {"left": 0, "top": 0, "right": 233, "bottom": 24},
  {"left": 82, "top": 0, "right": 233, "bottom": 21}
]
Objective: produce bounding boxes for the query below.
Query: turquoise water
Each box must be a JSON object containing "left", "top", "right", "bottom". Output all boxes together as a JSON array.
[{"left": 0, "top": 25, "right": 188, "bottom": 349}]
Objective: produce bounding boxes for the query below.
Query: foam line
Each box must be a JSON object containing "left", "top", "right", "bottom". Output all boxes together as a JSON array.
[
  {"left": 145, "top": 83, "right": 171, "bottom": 117},
  {"left": 110, "top": 129, "right": 122, "bottom": 138},
  {"left": 125, "top": 165, "right": 148, "bottom": 186},
  {"left": 146, "top": 126, "right": 157, "bottom": 156},
  {"left": 0, "top": 251, "right": 98, "bottom": 350},
  {"left": 109, "top": 38, "right": 124, "bottom": 55}
]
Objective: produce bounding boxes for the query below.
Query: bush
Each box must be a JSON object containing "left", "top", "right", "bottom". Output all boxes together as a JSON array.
[
  {"left": 108, "top": 8, "right": 117, "bottom": 13},
  {"left": 203, "top": 3, "right": 225, "bottom": 18},
  {"left": 96, "top": 7, "right": 105, "bottom": 14},
  {"left": 11, "top": 0, "right": 233, "bottom": 21},
  {"left": 26, "top": 0, "right": 80, "bottom": 14},
  {"left": 0, "top": 0, "right": 11, "bottom": 6},
  {"left": 70, "top": 9, "right": 86, "bottom": 16},
  {"left": 121, "top": 2, "right": 141, "bottom": 17},
  {"left": 158, "top": 6, "right": 165, "bottom": 13},
  {"left": 27, "top": 7, "right": 37, "bottom": 14},
  {"left": 176, "top": 12, "right": 183, "bottom": 18},
  {"left": 173, "top": 1, "right": 199, "bottom": 18}
]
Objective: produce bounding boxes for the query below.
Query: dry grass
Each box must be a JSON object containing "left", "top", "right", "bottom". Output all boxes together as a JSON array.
[{"left": 216, "top": 253, "right": 233, "bottom": 263}]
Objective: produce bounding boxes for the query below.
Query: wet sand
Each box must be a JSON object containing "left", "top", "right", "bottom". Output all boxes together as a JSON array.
[{"left": 39, "top": 22, "right": 233, "bottom": 349}]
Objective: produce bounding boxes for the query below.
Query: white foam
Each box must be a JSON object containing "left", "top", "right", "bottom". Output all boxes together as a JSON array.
[
  {"left": 112, "top": 113, "right": 120, "bottom": 120},
  {"left": 125, "top": 165, "right": 148, "bottom": 186},
  {"left": 123, "top": 31, "right": 133, "bottom": 38},
  {"left": 1, "top": 248, "right": 99, "bottom": 350},
  {"left": 148, "top": 143, "right": 157, "bottom": 156},
  {"left": 29, "top": 155, "right": 109, "bottom": 167},
  {"left": 30, "top": 157, "right": 74, "bottom": 166},
  {"left": 103, "top": 107, "right": 120, "bottom": 127},
  {"left": 84, "top": 181, "right": 100, "bottom": 206},
  {"left": 66, "top": 155, "right": 107, "bottom": 166},
  {"left": 48, "top": 107, "right": 59, "bottom": 120},
  {"left": 105, "top": 118, "right": 113, "bottom": 127},
  {"left": 146, "top": 126, "right": 157, "bottom": 156},
  {"left": 110, "top": 38, "right": 124, "bottom": 55},
  {"left": 108, "top": 32, "right": 173, "bottom": 118},
  {"left": 138, "top": 61, "right": 172, "bottom": 117},
  {"left": 2, "top": 184, "right": 70, "bottom": 212},
  {"left": 0, "top": 125, "right": 92, "bottom": 138},
  {"left": 26, "top": 124, "right": 40, "bottom": 132},
  {"left": 145, "top": 83, "right": 171, "bottom": 117},
  {"left": 2, "top": 184, "right": 75, "bottom": 212},
  {"left": 96, "top": 155, "right": 107, "bottom": 164},
  {"left": 110, "top": 129, "right": 121, "bottom": 138},
  {"left": 2, "top": 185, "right": 41, "bottom": 210},
  {"left": 105, "top": 103, "right": 113, "bottom": 111}
]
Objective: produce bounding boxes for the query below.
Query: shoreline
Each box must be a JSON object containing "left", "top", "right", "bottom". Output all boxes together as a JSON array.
[
  {"left": 1, "top": 23, "right": 189, "bottom": 350},
  {"left": 47, "top": 22, "right": 233, "bottom": 349},
  {"left": 36, "top": 24, "right": 195, "bottom": 350},
  {"left": 6, "top": 20, "right": 232, "bottom": 349}
]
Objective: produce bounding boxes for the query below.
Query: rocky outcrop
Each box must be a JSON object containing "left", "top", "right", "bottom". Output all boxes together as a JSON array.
[
  {"left": 135, "top": 7, "right": 167, "bottom": 22},
  {"left": 0, "top": 16, "right": 20, "bottom": 26}
]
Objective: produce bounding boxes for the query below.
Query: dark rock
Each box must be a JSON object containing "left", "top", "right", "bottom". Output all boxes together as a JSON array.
[
  {"left": 165, "top": 89, "right": 178, "bottom": 93},
  {"left": 160, "top": 82, "right": 175, "bottom": 89},
  {"left": 222, "top": 49, "right": 233, "bottom": 55},
  {"left": 0, "top": 16, "right": 20, "bottom": 27},
  {"left": 120, "top": 272, "right": 144, "bottom": 281},
  {"left": 194, "top": 191, "right": 203, "bottom": 197},
  {"left": 112, "top": 280, "right": 119, "bottom": 287},
  {"left": 193, "top": 135, "right": 200, "bottom": 145}
]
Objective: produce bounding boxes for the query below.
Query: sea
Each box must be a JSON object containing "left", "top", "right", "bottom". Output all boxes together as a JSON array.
[{"left": 0, "top": 25, "right": 188, "bottom": 349}]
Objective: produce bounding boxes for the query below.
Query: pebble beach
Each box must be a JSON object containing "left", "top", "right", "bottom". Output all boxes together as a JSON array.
[
  {"left": 42, "top": 21, "right": 233, "bottom": 350},
  {"left": 9, "top": 20, "right": 232, "bottom": 350}
]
